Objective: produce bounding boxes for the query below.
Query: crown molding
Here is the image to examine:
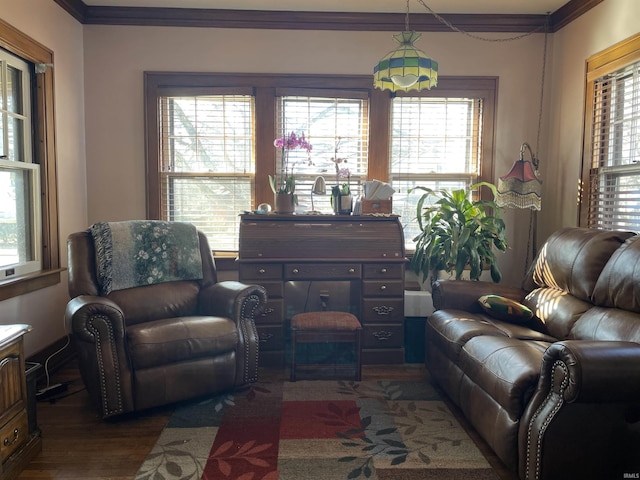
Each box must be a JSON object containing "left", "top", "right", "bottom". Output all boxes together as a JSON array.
[{"left": 52, "top": 0, "right": 601, "bottom": 33}]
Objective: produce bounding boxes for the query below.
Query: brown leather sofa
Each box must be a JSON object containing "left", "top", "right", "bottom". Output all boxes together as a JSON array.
[
  {"left": 426, "top": 227, "right": 640, "bottom": 479},
  {"left": 66, "top": 226, "right": 267, "bottom": 418}
]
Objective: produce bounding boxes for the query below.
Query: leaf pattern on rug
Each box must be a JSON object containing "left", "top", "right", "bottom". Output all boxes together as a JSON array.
[
  {"left": 313, "top": 402, "right": 364, "bottom": 436},
  {"left": 206, "top": 440, "right": 276, "bottom": 479},
  {"left": 136, "top": 439, "right": 205, "bottom": 480},
  {"left": 334, "top": 382, "right": 474, "bottom": 478}
]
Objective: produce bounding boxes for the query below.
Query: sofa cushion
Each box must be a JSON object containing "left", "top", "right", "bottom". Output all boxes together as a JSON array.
[
  {"left": 592, "top": 234, "right": 640, "bottom": 312},
  {"left": 522, "top": 228, "right": 634, "bottom": 301},
  {"left": 524, "top": 287, "right": 594, "bottom": 340},
  {"left": 478, "top": 295, "right": 533, "bottom": 323},
  {"left": 127, "top": 316, "right": 238, "bottom": 369},
  {"left": 427, "top": 310, "right": 507, "bottom": 363},
  {"left": 459, "top": 335, "right": 549, "bottom": 419},
  {"left": 570, "top": 307, "right": 640, "bottom": 343}
]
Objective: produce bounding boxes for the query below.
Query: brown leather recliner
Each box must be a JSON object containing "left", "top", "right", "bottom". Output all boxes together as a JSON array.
[{"left": 65, "top": 222, "right": 267, "bottom": 418}]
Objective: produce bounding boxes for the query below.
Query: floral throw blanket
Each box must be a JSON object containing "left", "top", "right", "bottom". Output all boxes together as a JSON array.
[{"left": 89, "top": 220, "right": 203, "bottom": 295}]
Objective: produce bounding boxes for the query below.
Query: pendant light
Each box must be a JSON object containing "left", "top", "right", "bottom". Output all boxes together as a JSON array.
[{"left": 373, "top": 0, "right": 438, "bottom": 92}]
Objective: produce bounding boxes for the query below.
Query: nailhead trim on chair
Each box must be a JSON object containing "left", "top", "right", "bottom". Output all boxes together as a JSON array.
[
  {"left": 86, "top": 314, "right": 124, "bottom": 416},
  {"left": 239, "top": 293, "right": 262, "bottom": 384},
  {"left": 525, "top": 360, "right": 568, "bottom": 480}
]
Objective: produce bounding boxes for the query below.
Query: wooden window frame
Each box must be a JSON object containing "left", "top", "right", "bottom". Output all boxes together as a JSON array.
[
  {"left": 145, "top": 73, "right": 496, "bottom": 248},
  {"left": 0, "top": 19, "right": 61, "bottom": 301},
  {"left": 579, "top": 33, "right": 640, "bottom": 229}
]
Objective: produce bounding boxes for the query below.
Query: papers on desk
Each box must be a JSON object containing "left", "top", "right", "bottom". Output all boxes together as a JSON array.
[
  {"left": 354, "top": 180, "right": 395, "bottom": 215},
  {"left": 363, "top": 179, "right": 395, "bottom": 200}
]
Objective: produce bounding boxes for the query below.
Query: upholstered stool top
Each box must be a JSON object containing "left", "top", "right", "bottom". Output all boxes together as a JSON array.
[{"left": 291, "top": 311, "right": 361, "bottom": 331}]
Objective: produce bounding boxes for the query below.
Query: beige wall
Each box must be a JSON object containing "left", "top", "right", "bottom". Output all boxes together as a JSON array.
[
  {"left": 541, "top": 0, "right": 640, "bottom": 242},
  {"left": 0, "top": 0, "right": 87, "bottom": 356},
  {"left": 0, "top": 0, "right": 638, "bottom": 356},
  {"left": 83, "top": 26, "right": 545, "bottom": 285}
]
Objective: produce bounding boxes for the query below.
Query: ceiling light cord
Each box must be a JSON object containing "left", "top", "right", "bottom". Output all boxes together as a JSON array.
[
  {"left": 416, "top": 0, "right": 545, "bottom": 42},
  {"left": 534, "top": 14, "right": 550, "bottom": 168}
]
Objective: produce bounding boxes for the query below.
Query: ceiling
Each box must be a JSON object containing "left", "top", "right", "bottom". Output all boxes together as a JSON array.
[{"left": 80, "top": 0, "right": 570, "bottom": 15}]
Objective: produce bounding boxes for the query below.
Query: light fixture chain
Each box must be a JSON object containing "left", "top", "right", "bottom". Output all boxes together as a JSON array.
[
  {"left": 405, "top": 0, "right": 410, "bottom": 31},
  {"left": 416, "top": 0, "right": 545, "bottom": 42}
]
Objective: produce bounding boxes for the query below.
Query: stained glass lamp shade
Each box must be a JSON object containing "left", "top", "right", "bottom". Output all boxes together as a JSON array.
[{"left": 373, "top": 31, "right": 438, "bottom": 92}]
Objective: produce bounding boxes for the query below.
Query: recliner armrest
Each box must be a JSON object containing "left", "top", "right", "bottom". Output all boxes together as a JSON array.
[
  {"left": 431, "top": 279, "right": 526, "bottom": 312},
  {"left": 199, "top": 281, "right": 267, "bottom": 321},
  {"left": 64, "top": 295, "right": 134, "bottom": 417}
]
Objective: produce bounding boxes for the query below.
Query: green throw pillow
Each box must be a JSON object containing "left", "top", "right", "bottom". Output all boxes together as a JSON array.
[{"left": 478, "top": 294, "right": 534, "bottom": 324}]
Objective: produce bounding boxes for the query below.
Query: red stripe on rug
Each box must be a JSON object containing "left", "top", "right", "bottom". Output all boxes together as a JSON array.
[
  {"left": 203, "top": 415, "right": 280, "bottom": 479},
  {"left": 280, "top": 400, "right": 363, "bottom": 439}
]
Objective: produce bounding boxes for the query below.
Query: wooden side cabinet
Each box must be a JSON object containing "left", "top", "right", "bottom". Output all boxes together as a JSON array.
[
  {"left": 0, "top": 325, "right": 41, "bottom": 480},
  {"left": 239, "top": 214, "right": 406, "bottom": 366}
]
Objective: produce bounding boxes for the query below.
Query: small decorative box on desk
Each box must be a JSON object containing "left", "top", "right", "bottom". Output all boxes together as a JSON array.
[
  {"left": 238, "top": 214, "right": 406, "bottom": 366},
  {"left": 361, "top": 198, "right": 392, "bottom": 215}
]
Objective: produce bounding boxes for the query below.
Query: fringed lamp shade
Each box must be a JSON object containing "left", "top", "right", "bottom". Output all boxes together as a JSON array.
[
  {"left": 496, "top": 143, "right": 542, "bottom": 211},
  {"left": 373, "top": 31, "right": 438, "bottom": 92}
]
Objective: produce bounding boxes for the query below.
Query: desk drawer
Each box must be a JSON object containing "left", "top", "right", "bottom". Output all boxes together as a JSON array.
[
  {"left": 284, "top": 263, "right": 361, "bottom": 280},
  {"left": 239, "top": 263, "right": 283, "bottom": 281},
  {"left": 362, "top": 298, "right": 404, "bottom": 323},
  {"left": 362, "top": 280, "right": 404, "bottom": 297},
  {"left": 1, "top": 410, "right": 27, "bottom": 463},
  {"left": 362, "top": 324, "right": 404, "bottom": 349},
  {"left": 256, "top": 299, "right": 284, "bottom": 324},
  {"left": 363, "top": 264, "right": 403, "bottom": 279},
  {"left": 256, "top": 325, "right": 284, "bottom": 351}
]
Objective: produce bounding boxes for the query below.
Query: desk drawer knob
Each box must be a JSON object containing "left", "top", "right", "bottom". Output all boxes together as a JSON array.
[
  {"left": 373, "top": 305, "right": 394, "bottom": 316},
  {"left": 380, "top": 268, "right": 387, "bottom": 273},
  {"left": 258, "top": 268, "right": 266, "bottom": 274},
  {"left": 348, "top": 268, "right": 356, "bottom": 274},
  {"left": 291, "top": 268, "right": 300, "bottom": 274},
  {"left": 3, "top": 428, "right": 19, "bottom": 447},
  {"left": 372, "top": 330, "right": 393, "bottom": 341},
  {"left": 379, "top": 285, "right": 387, "bottom": 291}
]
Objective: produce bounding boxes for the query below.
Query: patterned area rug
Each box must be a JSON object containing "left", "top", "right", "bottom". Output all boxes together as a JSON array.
[{"left": 135, "top": 370, "right": 500, "bottom": 480}]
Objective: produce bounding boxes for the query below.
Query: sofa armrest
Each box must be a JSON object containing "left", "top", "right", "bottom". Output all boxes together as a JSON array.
[
  {"left": 199, "top": 281, "right": 267, "bottom": 384},
  {"left": 431, "top": 279, "right": 526, "bottom": 312},
  {"left": 540, "top": 340, "right": 640, "bottom": 402},
  {"left": 521, "top": 340, "right": 640, "bottom": 479},
  {"left": 64, "top": 296, "right": 134, "bottom": 417}
]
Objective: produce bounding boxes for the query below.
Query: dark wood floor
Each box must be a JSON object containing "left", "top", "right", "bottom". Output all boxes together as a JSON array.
[{"left": 16, "top": 361, "right": 516, "bottom": 480}]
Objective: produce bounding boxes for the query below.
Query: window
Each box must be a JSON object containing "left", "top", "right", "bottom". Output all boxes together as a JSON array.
[
  {"left": 389, "top": 80, "right": 497, "bottom": 248},
  {"left": 145, "top": 74, "right": 495, "bottom": 254},
  {"left": 581, "top": 35, "right": 640, "bottom": 230},
  {"left": 0, "top": 20, "right": 60, "bottom": 301},
  {"left": 159, "top": 93, "right": 254, "bottom": 251},
  {"left": 0, "top": 49, "right": 41, "bottom": 277},
  {"left": 276, "top": 93, "right": 369, "bottom": 213}
]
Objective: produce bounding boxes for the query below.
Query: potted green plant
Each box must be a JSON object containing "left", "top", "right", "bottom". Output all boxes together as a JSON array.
[{"left": 409, "top": 182, "right": 507, "bottom": 285}]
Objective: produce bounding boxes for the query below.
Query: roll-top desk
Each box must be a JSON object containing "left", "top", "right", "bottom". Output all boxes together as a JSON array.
[{"left": 238, "top": 214, "right": 406, "bottom": 366}]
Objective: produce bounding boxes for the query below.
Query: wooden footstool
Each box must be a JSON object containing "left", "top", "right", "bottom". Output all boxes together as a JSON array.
[{"left": 290, "top": 311, "right": 362, "bottom": 382}]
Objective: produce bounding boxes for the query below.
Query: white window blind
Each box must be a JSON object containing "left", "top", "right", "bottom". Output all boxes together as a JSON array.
[
  {"left": 389, "top": 96, "right": 482, "bottom": 247},
  {"left": 587, "top": 59, "right": 640, "bottom": 231},
  {"left": 159, "top": 94, "right": 254, "bottom": 251},
  {"left": 0, "top": 49, "right": 41, "bottom": 277},
  {"left": 275, "top": 92, "right": 369, "bottom": 214}
]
